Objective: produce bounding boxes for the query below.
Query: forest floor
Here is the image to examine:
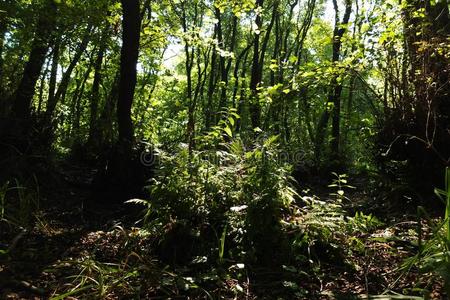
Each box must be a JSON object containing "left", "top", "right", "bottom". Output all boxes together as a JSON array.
[{"left": 0, "top": 160, "right": 444, "bottom": 299}]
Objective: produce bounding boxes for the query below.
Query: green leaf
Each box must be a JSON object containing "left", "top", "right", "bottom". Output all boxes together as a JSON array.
[
  {"left": 269, "top": 63, "right": 278, "bottom": 71},
  {"left": 223, "top": 126, "right": 233, "bottom": 137},
  {"left": 289, "top": 55, "right": 298, "bottom": 64},
  {"left": 50, "top": 285, "right": 94, "bottom": 300},
  {"left": 264, "top": 135, "right": 279, "bottom": 147},
  {"left": 230, "top": 112, "right": 241, "bottom": 119}
]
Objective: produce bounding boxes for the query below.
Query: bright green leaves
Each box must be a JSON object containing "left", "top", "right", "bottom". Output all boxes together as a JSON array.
[
  {"left": 256, "top": 83, "right": 293, "bottom": 106},
  {"left": 288, "top": 55, "right": 298, "bottom": 64},
  {"left": 201, "top": 109, "right": 240, "bottom": 144},
  {"left": 360, "top": 23, "right": 370, "bottom": 33},
  {"left": 267, "top": 83, "right": 283, "bottom": 95},
  {"left": 326, "top": 101, "right": 334, "bottom": 111},
  {"left": 378, "top": 28, "right": 398, "bottom": 46},
  {"left": 294, "top": 61, "right": 349, "bottom": 91},
  {"left": 269, "top": 62, "right": 278, "bottom": 72},
  {"left": 223, "top": 126, "right": 232, "bottom": 137},
  {"left": 213, "top": 0, "right": 255, "bottom": 17},
  {"left": 227, "top": 116, "right": 235, "bottom": 127}
]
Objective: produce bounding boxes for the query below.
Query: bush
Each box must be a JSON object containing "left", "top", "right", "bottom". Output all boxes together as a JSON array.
[{"left": 130, "top": 134, "right": 297, "bottom": 265}]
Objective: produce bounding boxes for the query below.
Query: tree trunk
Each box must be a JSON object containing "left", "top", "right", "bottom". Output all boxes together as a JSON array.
[
  {"left": 73, "top": 57, "right": 94, "bottom": 135},
  {"left": 0, "top": 18, "right": 7, "bottom": 97},
  {"left": 314, "top": 0, "right": 351, "bottom": 165},
  {"left": 45, "top": 26, "right": 92, "bottom": 122},
  {"left": 330, "top": 0, "right": 352, "bottom": 161},
  {"left": 47, "top": 35, "right": 61, "bottom": 117},
  {"left": 232, "top": 43, "right": 252, "bottom": 108},
  {"left": 215, "top": 8, "right": 227, "bottom": 122},
  {"left": 87, "top": 33, "right": 108, "bottom": 148},
  {"left": 180, "top": 3, "right": 197, "bottom": 154},
  {"left": 249, "top": 0, "right": 278, "bottom": 129},
  {"left": 249, "top": 0, "right": 264, "bottom": 129},
  {"left": 92, "top": 0, "right": 142, "bottom": 203},
  {"left": 37, "top": 59, "right": 51, "bottom": 115},
  {"left": 219, "top": 15, "right": 238, "bottom": 113},
  {"left": 117, "top": 0, "right": 141, "bottom": 148},
  {"left": 205, "top": 25, "right": 218, "bottom": 130},
  {"left": 10, "top": 0, "right": 56, "bottom": 122},
  {"left": 97, "top": 71, "right": 120, "bottom": 148}
]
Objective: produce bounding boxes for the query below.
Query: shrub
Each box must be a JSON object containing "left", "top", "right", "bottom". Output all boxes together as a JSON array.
[{"left": 130, "top": 134, "right": 297, "bottom": 265}]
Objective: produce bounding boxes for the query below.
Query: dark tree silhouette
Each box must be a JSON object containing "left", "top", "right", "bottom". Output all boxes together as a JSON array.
[{"left": 117, "top": 0, "right": 141, "bottom": 151}]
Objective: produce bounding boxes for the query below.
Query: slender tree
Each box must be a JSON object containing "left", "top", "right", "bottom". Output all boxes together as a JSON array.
[
  {"left": 249, "top": 0, "right": 265, "bottom": 129},
  {"left": 47, "top": 35, "right": 61, "bottom": 117},
  {"left": 45, "top": 25, "right": 92, "bottom": 122},
  {"left": 87, "top": 29, "right": 109, "bottom": 149},
  {"left": 314, "top": 0, "right": 352, "bottom": 165}
]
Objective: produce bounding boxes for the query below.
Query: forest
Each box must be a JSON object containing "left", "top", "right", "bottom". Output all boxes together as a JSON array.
[{"left": 0, "top": 0, "right": 449, "bottom": 298}]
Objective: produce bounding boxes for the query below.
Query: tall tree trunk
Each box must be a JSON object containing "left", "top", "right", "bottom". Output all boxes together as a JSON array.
[
  {"left": 249, "top": 0, "right": 278, "bottom": 129},
  {"left": 330, "top": 0, "right": 352, "bottom": 161},
  {"left": 47, "top": 35, "right": 61, "bottom": 116},
  {"left": 94, "top": 0, "right": 142, "bottom": 203},
  {"left": 236, "top": 51, "right": 251, "bottom": 132},
  {"left": 0, "top": 18, "right": 7, "bottom": 97},
  {"left": 232, "top": 43, "right": 252, "bottom": 108},
  {"left": 292, "top": 0, "right": 315, "bottom": 64},
  {"left": 314, "top": 0, "right": 351, "bottom": 165},
  {"left": 215, "top": 8, "right": 227, "bottom": 122},
  {"left": 67, "top": 69, "right": 81, "bottom": 137},
  {"left": 397, "top": 0, "right": 449, "bottom": 188},
  {"left": 117, "top": 0, "right": 141, "bottom": 148},
  {"left": 37, "top": 59, "right": 51, "bottom": 115},
  {"left": 72, "top": 61, "right": 93, "bottom": 135},
  {"left": 249, "top": 0, "right": 264, "bottom": 129},
  {"left": 186, "top": 46, "right": 196, "bottom": 153},
  {"left": 218, "top": 15, "right": 238, "bottom": 115},
  {"left": 45, "top": 26, "right": 91, "bottom": 122},
  {"left": 97, "top": 71, "right": 120, "bottom": 148},
  {"left": 268, "top": 10, "right": 281, "bottom": 133},
  {"left": 205, "top": 26, "right": 218, "bottom": 130},
  {"left": 87, "top": 33, "right": 108, "bottom": 148},
  {"left": 10, "top": 0, "right": 56, "bottom": 123},
  {"left": 180, "top": 2, "right": 197, "bottom": 154}
]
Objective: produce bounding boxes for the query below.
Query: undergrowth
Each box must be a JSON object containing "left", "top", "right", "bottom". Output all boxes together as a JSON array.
[
  {"left": 117, "top": 134, "right": 368, "bottom": 297},
  {"left": 5, "top": 135, "right": 442, "bottom": 299},
  {"left": 402, "top": 167, "right": 450, "bottom": 297}
]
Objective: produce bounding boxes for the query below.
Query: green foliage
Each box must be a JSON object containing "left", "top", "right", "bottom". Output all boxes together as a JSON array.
[
  {"left": 347, "top": 211, "right": 383, "bottom": 234},
  {"left": 435, "top": 167, "right": 450, "bottom": 243},
  {"left": 328, "top": 172, "right": 355, "bottom": 202},
  {"left": 0, "top": 178, "right": 40, "bottom": 228},
  {"left": 50, "top": 256, "right": 142, "bottom": 299},
  {"left": 200, "top": 108, "right": 240, "bottom": 146},
  {"left": 130, "top": 133, "right": 297, "bottom": 264},
  {"left": 2, "top": 0, "right": 449, "bottom": 296},
  {"left": 286, "top": 194, "right": 346, "bottom": 252},
  {"left": 403, "top": 168, "right": 450, "bottom": 295}
]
